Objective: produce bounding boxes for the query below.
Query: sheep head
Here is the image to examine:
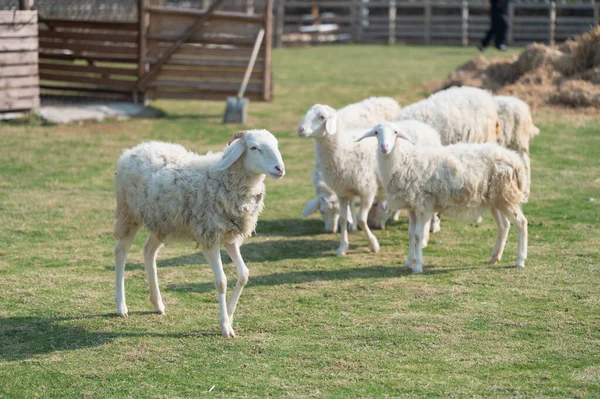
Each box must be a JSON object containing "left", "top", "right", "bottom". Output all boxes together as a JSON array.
[
  {"left": 356, "top": 122, "right": 414, "bottom": 154},
  {"left": 297, "top": 104, "right": 338, "bottom": 138},
  {"left": 218, "top": 129, "right": 285, "bottom": 179}
]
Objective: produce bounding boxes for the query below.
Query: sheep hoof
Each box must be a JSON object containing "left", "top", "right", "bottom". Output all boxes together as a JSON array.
[
  {"left": 221, "top": 325, "right": 236, "bottom": 338},
  {"left": 116, "top": 305, "right": 128, "bottom": 318},
  {"left": 515, "top": 262, "right": 525, "bottom": 269},
  {"left": 412, "top": 264, "right": 424, "bottom": 274},
  {"left": 488, "top": 256, "right": 500, "bottom": 265},
  {"left": 155, "top": 308, "right": 166, "bottom": 315},
  {"left": 369, "top": 241, "right": 380, "bottom": 254},
  {"left": 421, "top": 239, "right": 428, "bottom": 248},
  {"left": 402, "top": 261, "right": 413, "bottom": 269},
  {"left": 336, "top": 243, "right": 349, "bottom": 256}
]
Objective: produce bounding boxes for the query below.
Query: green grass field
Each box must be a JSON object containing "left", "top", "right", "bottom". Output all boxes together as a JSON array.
[{"left": 1, "top": 45, "right": 599, "bottom": 398}]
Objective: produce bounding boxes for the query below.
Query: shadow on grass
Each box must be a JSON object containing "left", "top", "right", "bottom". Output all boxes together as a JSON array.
[
  {"left": 105, "top": 237, "right": 339, "bottom": 271},
  {"left": 155, "top": 113, "right": 223, "bottom": 121},
  {"left": 165, "top": 264, "right": 456, "bottom": 294},
  {"left": 0, "top": 314, "right": 218, "bottom": 362},
  {"left": 256, "top": 218, "right": 328, "bottom": 236}
]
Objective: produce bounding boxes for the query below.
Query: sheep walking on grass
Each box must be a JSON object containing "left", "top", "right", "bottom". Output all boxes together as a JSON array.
[
  {"left": 113, "top": 130, "right": 285, "bottom": 337},
  {"left": 358, "top": 122, "right": 528, "bottom": 274},
  {"left": 301, "top": 97, "right": 401, "bottom": 233},
  {"left": 298, "top": 104, "right": 384, "bottom": 256}
]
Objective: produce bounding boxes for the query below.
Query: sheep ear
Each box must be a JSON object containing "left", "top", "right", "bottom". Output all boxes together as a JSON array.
[
  {"left": 356, "top": 128, "right": 377, "bottom": 142},
  {"left": 396, "top": 131, "right": 414, "bottom": 144},
  {"left": 325, "top": 115, "right": 337, "bottom": 135},
  {"left": 217, "top": 139, "right": 246, "bottom": 171},
  {"left": 302, "top": 198, "right": 320, "bottom": 217}
]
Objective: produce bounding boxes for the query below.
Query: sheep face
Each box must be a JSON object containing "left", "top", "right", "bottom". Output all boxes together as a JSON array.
[
  {"left": 356, "top": 122, "right": 413, "bottom": 154},
  {"left": 367, "top": 200, "right": 389, "bottom": 230},
  {"left": 297, "top": 104, "right": 338, "bottom": 138},
  {"left": 302, "top": 194, "right": 341, "bottom": 233},
  {"left": 218, "top": 129, "right": 286, "bottom": 179}
]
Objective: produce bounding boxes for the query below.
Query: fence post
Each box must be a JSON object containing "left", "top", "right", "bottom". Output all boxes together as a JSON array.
[
  {"left": 247, "top": 0, "right": 255, "bottom": 15},
  {"left": 508, "top": 2, "right": 515, "bottom": 45},
  {"left": 137, "top": 0, "right": 148, "bottom": 104},
  {"left": 461, "top": 0, "right": 468, "bottom": 46},
  {"left": 548, "top": 1, "right": 556, "bottom": 46},
  {"left": 388, "top": 0, "right": 396, "bottom": 45},
  {"left": 18, "top": 0, "right": 33, "bottom": 10},
  {"left": 594, "top": 0, "right": 599, "bottom": 27},
  {"left": 275, "top": 0, "right": 284, "bottom": 47},
  {"left": 424, "top": 0, "right": 431, "bottom": 45},
  {"left": 263, "top": 0, "right": 273, "bottom": 101},
  {"left": 352, "top": 0, "right": 361, "bottom": 43}
]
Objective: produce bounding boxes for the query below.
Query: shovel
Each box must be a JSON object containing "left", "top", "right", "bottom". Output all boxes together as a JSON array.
[{"left": 223, "top": 28, "right": 265, "bottom": 124}]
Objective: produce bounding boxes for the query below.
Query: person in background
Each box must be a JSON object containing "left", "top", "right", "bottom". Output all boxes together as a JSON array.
[{"left": 478, "top": 0, "right": 509, "bottom": 51}]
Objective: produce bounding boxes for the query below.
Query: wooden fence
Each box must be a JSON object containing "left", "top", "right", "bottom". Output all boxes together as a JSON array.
[
  {"left": 0, "top": 10, "right": 40, "bottom": 113},
  {"left": 274, "top": 0, "right": 600, "bottom": 46},
  {"left": 34, "top": 0, "right": 273, "bottom": 103}
]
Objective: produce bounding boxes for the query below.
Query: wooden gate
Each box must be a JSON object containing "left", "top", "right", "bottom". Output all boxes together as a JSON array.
[{"left": 138, "top": 0, "right": 273, "bottom": 102}]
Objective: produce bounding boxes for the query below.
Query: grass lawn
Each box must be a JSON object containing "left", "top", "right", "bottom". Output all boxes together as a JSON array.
[{"left": 1, "top": 44, "right": 599, "bottom": 397}]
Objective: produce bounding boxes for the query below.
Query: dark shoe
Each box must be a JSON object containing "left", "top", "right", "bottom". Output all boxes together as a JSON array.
[
  {"left": 476, "top": 43, "right": 486, "bottom": 53},
  {"left": 497, "top": 44, "right": 507, "bottom": 51}
]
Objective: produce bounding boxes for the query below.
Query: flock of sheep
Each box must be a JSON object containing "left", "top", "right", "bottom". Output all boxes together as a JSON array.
[{"left": 111, "top": 86, "right": 539, "bottom": 337}]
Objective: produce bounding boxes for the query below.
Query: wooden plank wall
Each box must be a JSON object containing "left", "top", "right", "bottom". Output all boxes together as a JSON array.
[
  {"left": 275, "top": 0, "right": 600, "bottom": 47},
  {"left": 38, "top": 18, "right": 139, "bottom": 101},
  {"left": 143, "top": 6, "right": 272, "bottom": 102},
  {"left": 0, "top": 10, "right": 40, "bottom": 113}
]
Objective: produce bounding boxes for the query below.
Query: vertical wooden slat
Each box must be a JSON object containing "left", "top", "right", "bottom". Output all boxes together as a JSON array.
[
  {"left": 593, "top": 1, "right": 599, "bottom": 28},
  {"left": 263, "top": 0, "right": 273, "bottom": 101},
  {"left": 388, "top": 0, "right": 396, "bottom": 45},
  {"left": 137, "top": 0, "right": 147, "bottom": 104},
  {"left": 275, "top": 0, "right": 285, "bottom": 48},
  {"left": 548, "top": 1, "right": 556, "bottom": 45},
  {"left": 424, "top": 0, "right": 431, "bottom": 45},
  {"left": 19, "top": 0, "right": 33, "bottom": 10},
  {"left": 461, "top": 0, "right": 468, "bottom": 47},
  {"left": 508, "top": 2, "right": 515, "bottom": 45}
]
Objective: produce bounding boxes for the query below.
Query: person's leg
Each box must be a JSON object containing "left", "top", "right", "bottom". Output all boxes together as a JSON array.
[
  {"left": 480, "top": 10, "right": 495, "bottom": 48},
  {"left": 495, "top": 13, "right": 508, "bottom": 49}
]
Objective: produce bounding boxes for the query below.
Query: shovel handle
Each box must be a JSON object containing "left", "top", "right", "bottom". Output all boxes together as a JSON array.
[{"left": 237, "top": 28, "right": 265, "bottom": 99}]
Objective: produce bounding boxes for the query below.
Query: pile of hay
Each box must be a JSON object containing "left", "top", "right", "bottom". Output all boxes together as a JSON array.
[{"left": 439, "top": 26, "right": 600, "bottom": 109}]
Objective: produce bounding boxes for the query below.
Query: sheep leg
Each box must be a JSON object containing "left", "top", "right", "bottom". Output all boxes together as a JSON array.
[
  {"left": 504, "top": 207, "right": 528, "bottom": 268},
  {"left": 143, "top": 232, "right": 165, "bottom": 315},
  {"left": 203, "top": 244, "right": 235, "bottom": 337},
  {"left": 114, "top": 227, "right": 138, "bottom": 317},
  {"left": 357, "top": 194, "right": 380, "bottom": 253},
  {"left": 488, "top": 208, "right": 510, "bottom": 265},
  {"left": 391, "top": 209, "right": 402, "bottom": 221},
  {"left": 413, "top": 213, "right": 431, "bottom": 274},
  {"left": 404, "top": 211, "right": 417, "bottom": 269},
  {"left": 421, "top": 219, "right": 431, "bottom": 248},
  {"left": 225, "top": 240, "right": 249, "bottom": 326},
  {"left": 336, "top": 197, "right": 350, "bottom": 256},
  {"left": 348, "top": 197, "right": 357, "bottom": 232}
]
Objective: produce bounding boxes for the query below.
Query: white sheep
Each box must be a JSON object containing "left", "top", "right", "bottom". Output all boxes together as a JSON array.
[
  {"left": 396, "top": 86, "right": 500, "bottom": 145},
  {"left": 494, "top": 95, "right": 540, "bottom": 199},
  {"left": 298, "top": 104, "right": 385, "bottom": 256},
  {"left": 358, "top": 122, "right": 528, "bottom": 274},
  {"left": 302, "top": 164, "right": 355, "bottom": 233},
  {"left": 113, "top": 130, "right": 285, "bottom": 337},
  {"left": 301, "top": 97, "right": 401, "bottom": 232}
]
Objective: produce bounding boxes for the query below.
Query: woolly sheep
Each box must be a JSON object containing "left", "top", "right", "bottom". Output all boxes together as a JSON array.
[
  {"left": 396, "top": 86, "right": 500, "bottom": 145},
  {"left": 494, "top": 95, "right": 540, "bottom": 199},
  {"left": 297, "top": 104, "right": 385, "bottom": 255},
  {"left": 358, "top": 122, "right": 528, "bottom": 274},
  {"left": 113, "top": 130, "right": 285, "bottom": 337},
  {"left": 362, "top": 121, "right": 444, "bottom": 240},
  {"left": 301, "top": 97, "right": 401, "bottom": 232},
  {"left": 302, "top": 164, "right": 356, "bottom": 233}
]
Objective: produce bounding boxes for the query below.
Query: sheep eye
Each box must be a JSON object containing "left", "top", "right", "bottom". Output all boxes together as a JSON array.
[
  {"left": 374, "top": 131, "right": 378, "bottom": 135},
  {"left": 319, "top": 116, "right": 325, "bottom": 121},
  {"left": 394, "top": 130, "right": 398, "bottom": 134},
  {"left": 250, "top": 146, "right": 258, "bottom": 151}
]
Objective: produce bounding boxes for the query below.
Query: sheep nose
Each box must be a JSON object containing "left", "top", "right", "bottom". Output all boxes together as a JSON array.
[
  {"left": 275, "top": 165, "right": 283, "bottom": 173},
  {"left": 297, "top": 127, "right": 305, "bottom": 135},
  {"left": 381, "top": 144, "right": 389, "bottom": 152}
]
